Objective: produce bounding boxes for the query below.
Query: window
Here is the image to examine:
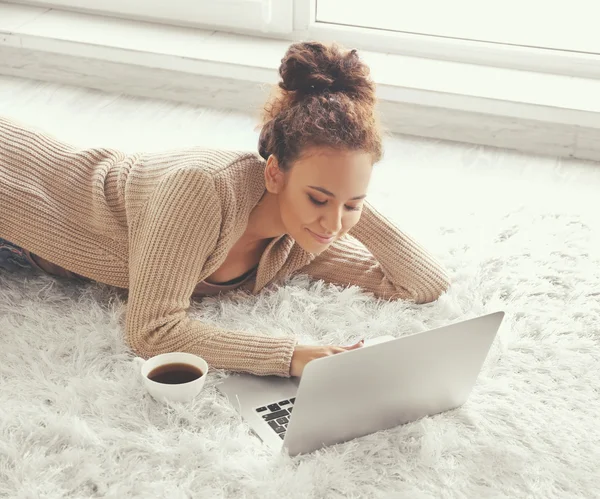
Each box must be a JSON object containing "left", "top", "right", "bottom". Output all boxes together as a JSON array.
[
  {"left": 12, "top": 0, "right": 600, "bottom": 77},
  {"left": 315, "top": 0, "right": 599, "bottom": 53},
  {"left": 294, "top": 0, "right": 600, "bottom": 79}
]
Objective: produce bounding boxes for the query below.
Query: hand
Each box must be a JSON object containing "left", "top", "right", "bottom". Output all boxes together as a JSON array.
[{"left": 290, "top": 340, "right": 364, "bottom": 377}]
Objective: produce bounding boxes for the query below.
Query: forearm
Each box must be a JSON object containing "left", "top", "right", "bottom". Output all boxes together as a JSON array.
[
  {"left": 127, "top": 312, "right": 297, "bottom": 377},
  {"left": 350, "top": 202, "right": 450, "bottom": 303}
]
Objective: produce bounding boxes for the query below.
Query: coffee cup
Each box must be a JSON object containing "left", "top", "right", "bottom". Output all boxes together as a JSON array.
[{"left": 141, "top": 352, "right": 208, "bottom": 403}]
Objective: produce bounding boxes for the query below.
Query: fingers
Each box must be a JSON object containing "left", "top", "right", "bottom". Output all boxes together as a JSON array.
[
  {"left": 322, "top": 340, "right": 365, "bottom": 358},
  {"left": 341, "top": 340, "right": 365, "bottom": 351}
]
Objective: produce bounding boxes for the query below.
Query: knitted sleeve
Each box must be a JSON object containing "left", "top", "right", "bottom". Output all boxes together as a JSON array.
[
  {"left": 296, "top": 201, "right": 450, "bottom": 303},
  {"left": 126, "top": 168, "right": 296, "bottom": 376}
]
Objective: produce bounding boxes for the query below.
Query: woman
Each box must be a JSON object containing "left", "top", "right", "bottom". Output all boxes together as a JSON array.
[{"left": 0, "top": 42, "right": 449, "bottom": 377}]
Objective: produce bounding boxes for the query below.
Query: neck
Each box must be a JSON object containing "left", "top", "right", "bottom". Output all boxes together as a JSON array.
[{"left": 243, "top": 190, "right": 286, "bottom": 244}]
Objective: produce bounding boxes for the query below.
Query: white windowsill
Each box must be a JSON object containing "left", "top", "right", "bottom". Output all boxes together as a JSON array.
[{"left": 1, "top": 2, "right": 599, "bottom": 162}]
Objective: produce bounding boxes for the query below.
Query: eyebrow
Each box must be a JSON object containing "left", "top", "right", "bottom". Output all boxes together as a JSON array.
[{"left": 308, "top": 185, "right": 367, "bottom": 200}]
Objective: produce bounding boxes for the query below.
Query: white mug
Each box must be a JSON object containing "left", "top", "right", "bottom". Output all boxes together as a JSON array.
[{"left": 141, "top": 352, "right": 208, "bottom": 403}]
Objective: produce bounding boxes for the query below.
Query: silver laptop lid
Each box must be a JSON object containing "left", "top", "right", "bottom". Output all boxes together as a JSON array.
[{"left": 284, "top": 311, "right": 505, "bottom": 455}]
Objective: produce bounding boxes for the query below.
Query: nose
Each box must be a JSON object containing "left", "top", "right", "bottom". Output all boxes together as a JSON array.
[{"left": 320, "top": 207, "right": 343, "bottom": 235}]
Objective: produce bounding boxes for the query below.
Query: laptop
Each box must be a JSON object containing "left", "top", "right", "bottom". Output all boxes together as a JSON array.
[{"left": 216, "top": 311, "right": 505, "bottom": 456}]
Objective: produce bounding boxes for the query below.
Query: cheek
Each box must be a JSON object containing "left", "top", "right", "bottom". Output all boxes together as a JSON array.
[
  {"left": 342, "top": 211, "right": 361, "bottom": 231},
  {"left": 280, "top": 191, "right": 311, "bottom": 227}
]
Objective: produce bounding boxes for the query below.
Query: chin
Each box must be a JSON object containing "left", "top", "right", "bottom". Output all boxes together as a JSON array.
[{"left": 295, "top": 230, "right": 334, "bottom": 254}]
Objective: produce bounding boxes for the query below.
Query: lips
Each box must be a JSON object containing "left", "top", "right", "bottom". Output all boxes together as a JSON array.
[{"left": 307, "top": 228, "right": 335, "bottom": 244}]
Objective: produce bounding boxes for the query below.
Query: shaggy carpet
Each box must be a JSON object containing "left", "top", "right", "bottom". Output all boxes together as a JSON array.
[{"left": 0, "top": 75, "right": 599, "bottom": 499}]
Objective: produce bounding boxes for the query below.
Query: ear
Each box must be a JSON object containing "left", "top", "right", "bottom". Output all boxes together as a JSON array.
[{"left": 264, "top": 155, "right": 286, "bottom": 194}]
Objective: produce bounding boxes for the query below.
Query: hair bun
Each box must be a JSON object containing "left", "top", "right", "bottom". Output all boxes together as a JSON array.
[{"left": 279, "top": 42, "right": 373, "bottom": 99}]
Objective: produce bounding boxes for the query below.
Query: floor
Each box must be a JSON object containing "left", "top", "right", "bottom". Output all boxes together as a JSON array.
[{"left": 0, "top": 75, "right": 599, "bottom": 498}]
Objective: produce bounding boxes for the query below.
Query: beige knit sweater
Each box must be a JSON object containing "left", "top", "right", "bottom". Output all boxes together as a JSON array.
[{"left": 0, "top": 116, "right": 450, "bottom": 376}]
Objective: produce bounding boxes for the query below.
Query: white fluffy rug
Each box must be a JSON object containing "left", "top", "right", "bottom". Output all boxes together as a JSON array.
[{"left": 1, "top": 75, "right": 599, "bottom": 499}]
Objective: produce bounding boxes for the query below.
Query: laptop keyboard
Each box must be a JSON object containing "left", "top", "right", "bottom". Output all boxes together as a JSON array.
[{"left": 255, "top": 398, "right": 296, "bottom": 440}]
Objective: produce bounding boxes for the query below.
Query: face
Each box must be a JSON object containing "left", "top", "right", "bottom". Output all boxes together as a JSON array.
[{"left": 266, "top": 147, "right": 373, "bottom": 254}]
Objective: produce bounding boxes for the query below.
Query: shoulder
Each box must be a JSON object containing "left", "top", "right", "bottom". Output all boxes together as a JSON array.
[
  {"left": 208, "top": 152, "right": 267, "bottom": 214},
  {"left": 137, "top": 148, "right": 261, "bottom": 182},
  {"left": 126, "top": 149, "right": 263, "bottom": 228},
  {"left": 171, "top": 149, "right": 262, "bottom": 177},
  {"left": 167, "top": 150, "right": 264, "bottom": 190},
  {"left": 153, "top": 149, "right": 260, "bottom": 189},
  {"left": 166, "top": 150, "right": 264, "bottom": 197},
  {"left": 208, "top": 151, "right": 265, "bottom": 183}
]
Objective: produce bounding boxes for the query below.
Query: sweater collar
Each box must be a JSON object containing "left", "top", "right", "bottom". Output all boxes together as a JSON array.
[
  {"left": 219, "top": 153, "right": 315, "bottom": 293},
  {"left": 252, "top": 232, "right": 316, "bottom": 293}
]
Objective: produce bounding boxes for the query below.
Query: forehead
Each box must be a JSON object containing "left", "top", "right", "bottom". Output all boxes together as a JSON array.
[{"left": 289, "top": 148, "right": 373, "bottom": 189}]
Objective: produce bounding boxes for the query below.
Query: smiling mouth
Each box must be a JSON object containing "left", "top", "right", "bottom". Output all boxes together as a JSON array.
[{"left": 307, "top": 229, "right": 335, "bottom": 243}]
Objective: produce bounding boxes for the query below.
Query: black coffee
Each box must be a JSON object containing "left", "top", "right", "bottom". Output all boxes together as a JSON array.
[{"left": 148, "top": 363, "right": 204, "bottom": 384}]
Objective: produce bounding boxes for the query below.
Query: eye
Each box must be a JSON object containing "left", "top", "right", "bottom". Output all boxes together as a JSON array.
[
  {"left": 308, "top": 195, "right": 362, "bottom": 212},
  {"left": 308, "top": 195, "right": 327, "bottom": 206}
]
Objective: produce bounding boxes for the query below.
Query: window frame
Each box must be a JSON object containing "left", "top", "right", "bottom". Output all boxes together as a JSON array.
[
  {"left": 291, "top": 0, "right": 600, "bottom": 80},
  {"left": 8, "top": 0, "right": 295, "bottom": 35},
  {"left": 10, "top": 0, "right": 600, "bottom": 79}
]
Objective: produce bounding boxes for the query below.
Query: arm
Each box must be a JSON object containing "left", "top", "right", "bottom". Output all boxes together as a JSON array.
[
  {"left": 297, "top": 201, "right": 450, "bottom": 303},
  {"left": 126, "top": 168, "right": 296, "bottom": 376}
]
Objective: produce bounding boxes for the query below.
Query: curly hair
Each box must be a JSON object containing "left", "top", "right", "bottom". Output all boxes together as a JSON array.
[{"left": 258, "top": 41, "right": 383, "bottom": 171}]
